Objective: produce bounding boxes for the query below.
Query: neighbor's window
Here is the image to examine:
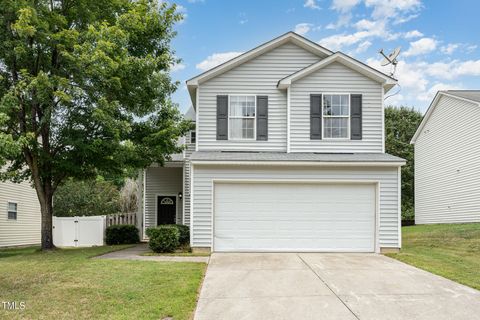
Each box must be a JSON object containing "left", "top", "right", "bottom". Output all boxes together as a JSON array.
[
  {"left": 323, "top": 94, "right": 350, "bottom": 139},
  {"left": 190, "top": 131, "right": 196, "bottom": 144},
  {"left": 229, "top": 95, "right": 256, "bottom": 140},
  {"left": 7, "top": 202, "right": 17, "bottom": 220}
]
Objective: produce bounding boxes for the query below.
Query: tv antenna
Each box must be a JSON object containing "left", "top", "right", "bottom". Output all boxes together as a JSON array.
[{"left": 379, "top": 47, "right": 401, "bottom": 77}]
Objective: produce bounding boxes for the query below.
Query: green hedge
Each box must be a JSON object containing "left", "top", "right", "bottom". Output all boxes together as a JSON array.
[
  {"left": 146, "top": 225, "right": 179, "bottom": 253},
  {"left": 105, "top": 224, "right": 139, "bottom": 245},
  {"left": 173, "top": 224, "right": 190, "bottom": 245}
]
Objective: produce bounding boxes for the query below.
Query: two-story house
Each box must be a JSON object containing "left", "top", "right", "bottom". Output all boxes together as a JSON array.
[{"left": 138, "top": 32, "right": 405, "bottom": 253}]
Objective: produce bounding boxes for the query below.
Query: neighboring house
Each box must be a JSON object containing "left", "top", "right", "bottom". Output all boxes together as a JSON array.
[
  {"left": 411, "top": 90, "right": 480, "bottom": 224},
  {"left": 138, "top": 32, "right": 405, "bottom": 253},
  {"left": 0, "top": 180, "right": 41, "bottom": 247}
]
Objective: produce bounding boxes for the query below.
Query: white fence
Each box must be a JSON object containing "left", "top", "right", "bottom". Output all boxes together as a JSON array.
[
  {"left": 106, "top": 212, "right": 137, "bottom": 227},
  {"left": 53, "top": 216, "right": 106, "bottom": 247}
]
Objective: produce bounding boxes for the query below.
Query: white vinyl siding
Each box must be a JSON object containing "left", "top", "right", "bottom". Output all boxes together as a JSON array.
[
  {"left": 197, "top": 43, "right": 321, "bottom": 152},
  {"left": 415, "top": 95, "right": 480, "bottom": 224},
  {"left": 191, "top": 165, "right": 400, "bottom": 250},
  {"left": 0, "top": 180, "right": 41, "bottom": 247},
  {"left": 144, "top": 167, "right": 183, "bottom": 238},
  {"left": 290, "top": 62, "right": 383, "bottom": 153}
]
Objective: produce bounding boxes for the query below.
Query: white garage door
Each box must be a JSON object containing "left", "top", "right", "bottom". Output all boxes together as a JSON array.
[{"left": 214, "top": 183, "right": 376, "bottom": 252}]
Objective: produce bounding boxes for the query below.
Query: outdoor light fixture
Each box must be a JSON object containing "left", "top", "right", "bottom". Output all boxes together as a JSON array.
[{"left": 178, "top": 192, "right": 183, "bottom": 200}]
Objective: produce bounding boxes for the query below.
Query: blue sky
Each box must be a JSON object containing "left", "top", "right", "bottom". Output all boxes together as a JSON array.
[{"left": 170, "top": 0, "right": 480, "bottom": 113}]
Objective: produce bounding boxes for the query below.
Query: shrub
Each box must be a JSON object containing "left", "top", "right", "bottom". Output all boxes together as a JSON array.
[
  {"left": 105, "top": 224, "right": 139, "bottom": 245},
  {"left": 54, "top": 178, "right": 120, "bottom": 217},
  {"left": 146, "top": 225, "right": 179, "bottom": 253},
  {"left": 172, "top": 224, "right": 189, "bottom": 245}
]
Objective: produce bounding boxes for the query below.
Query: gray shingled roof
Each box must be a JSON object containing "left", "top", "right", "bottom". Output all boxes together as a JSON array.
[
  {"left": 190, "top": 151, "right": 405, "bottom": 163},
  {"left": 444, "top": 90, "right": 480, "bottom": 103}
]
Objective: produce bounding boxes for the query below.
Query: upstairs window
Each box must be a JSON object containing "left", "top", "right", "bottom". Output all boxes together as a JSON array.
[
  {"left": 229, "top": 95, "right": 256, "bottom": 140},
  {"left": 190, "top": 131, "right": 196, "bottom": 144},
  {"left": 7, "top": 202, "right": 17, "bottom": 220},
  {"left": 323, "top": 94, "right": 350, "bottom": 139}
]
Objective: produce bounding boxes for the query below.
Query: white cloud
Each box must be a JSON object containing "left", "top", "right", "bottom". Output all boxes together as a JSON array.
[
  {"left": 364, "top": 0, "right": 422, "bottom": 21},
  {"left": 403, "top": 37, "right": 438, "bottom": 57},
  {"left": 320, "top": 18, "right": 400, "bottom": 51},
  {"left": 467, "top": 44, "right": 478, "bottom": 53},
  {"left": 326, "top": 13, "right": 352, "bottom": 30},
  {"left": 368, "top": 58, "right": 428, "bottom": 98},
  {"left": 171, "top": 63, "right": 186, "bottom": 72},
  {"left": 238, "top": 12, "right": 248, "bottom": 25},
  {"left": 331, "top": 0, "right": 361, "bottom": 12},
  {"left": 319, "top": 0, "right": 421, "bottom": 52},
  {"left": 196, "top": 52, "right": 244, "bottom": 71},
  {"left": 440, "top": 43, "right": 459, "bottom": 55},
  {"left": 319, "top": 33, "right": 364, "bottom": 51},
  {"left": 404, "top": 30, "right": 423, "bottom": 39},
  {"left": 304, "top": 0, "right": 321, "bottom": 10},
  {"left": 294, "top": 23, "right": 314, "bottom": 35},
  {"left": 355, "top": 40, "right": 372, "bottom": 53},
  {"left": 187, "top": 0, "right": 204, "bottom": 3},
  {"left": 393, "top": 13, "right": 419, "bottom": 25},
  {"left": 368, "top": 55, "right": 476, "bottom": 107},
  {"left": 422, "top": 60, "right": 480, "bottom": 80},
  {"left": 421, "top": 82, "right": 464, "bottom": 102}
]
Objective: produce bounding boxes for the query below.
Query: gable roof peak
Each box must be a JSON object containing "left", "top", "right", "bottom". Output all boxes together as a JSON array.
[
  {"left": 186, "top": 32, "right": 332, "bottom": 107},
  {"left": 277, "top": 51, "right": 397, "bottom": 91}
]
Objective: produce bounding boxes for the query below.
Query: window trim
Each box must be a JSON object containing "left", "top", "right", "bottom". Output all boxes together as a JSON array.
[
  {"left": 321, "top": 93, "right": 351, "bottom": 140},
  {"left": 227, "top": 94, "right": 257, "bottom": 141},
  {"left": 7, "top": 201, "right": 17, "bottom": 220}
]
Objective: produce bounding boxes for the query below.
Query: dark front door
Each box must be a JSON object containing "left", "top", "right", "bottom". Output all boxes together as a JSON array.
[{"left": 157, "top": 196, "right": 176, "bottom": 225}]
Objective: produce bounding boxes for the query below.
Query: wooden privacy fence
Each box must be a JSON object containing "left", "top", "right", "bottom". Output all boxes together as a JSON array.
[{"left": 106, "top": 212, "right": 137, "bottom": 227}]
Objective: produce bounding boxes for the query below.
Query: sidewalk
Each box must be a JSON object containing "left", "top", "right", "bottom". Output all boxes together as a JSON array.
[{"left": 95, "top": 243, "right": 210, "bottom": 263}]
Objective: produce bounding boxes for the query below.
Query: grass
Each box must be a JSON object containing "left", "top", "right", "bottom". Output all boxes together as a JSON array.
[
  {"left": 386, "top": 223, "right": 480, "bottom": 290},
  {"left": 0, "top": 245, "right": 206, "bottom": 320}
]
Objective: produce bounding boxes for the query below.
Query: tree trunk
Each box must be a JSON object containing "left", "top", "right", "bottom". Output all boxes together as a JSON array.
[{"left": 40, "top": 191, "right": 55, "bottom": 250}]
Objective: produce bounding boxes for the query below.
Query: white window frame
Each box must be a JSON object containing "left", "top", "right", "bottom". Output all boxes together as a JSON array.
[
  {"left": 227, "top": 94, "right": 257, "bottom": 141},
  {"left": 7, "top": 201, "right": 17, "bottom": 220},
  {"left": 322, "top": 93, "right": 351, "bottom": 140}
]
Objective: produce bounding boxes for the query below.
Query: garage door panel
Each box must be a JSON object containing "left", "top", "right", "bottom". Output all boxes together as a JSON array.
[{"left": 214, "top": 183, "right": 375, "bottom": 252}]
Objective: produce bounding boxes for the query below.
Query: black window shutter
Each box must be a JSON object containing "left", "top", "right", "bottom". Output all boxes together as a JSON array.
[
  {"left": 256, "top": 96, "right": 268, "bottom": 141},
  {"left": 216, "top": 95, "right": 228, "bottom": 140},
  {"left": 310, "top": 94, "right": 322, "bottom": 140},
  {"left": 350, "top": 94, "right": 362, "bottom": 140}
]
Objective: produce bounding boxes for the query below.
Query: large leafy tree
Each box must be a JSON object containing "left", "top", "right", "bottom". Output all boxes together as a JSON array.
[
  {"left": 0, "top": 0, "right": 191, "bottom": 249},
  {"left": 385, "top": 106, "right": 423, "bottom": 220},
  {"left": 53, "top": 178, "right": 121, "bottom": 217}
]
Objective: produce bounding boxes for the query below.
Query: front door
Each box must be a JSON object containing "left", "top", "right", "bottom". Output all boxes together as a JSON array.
[{"left": 157, "top": 196, "right": 176, "bottom": 225}]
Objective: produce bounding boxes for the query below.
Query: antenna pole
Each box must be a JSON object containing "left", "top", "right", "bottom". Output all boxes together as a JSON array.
[{"left": 379, "top": 49, "right": 392, "bottom": 63}]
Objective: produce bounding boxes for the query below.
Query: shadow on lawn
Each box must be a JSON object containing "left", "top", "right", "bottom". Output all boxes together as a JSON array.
[{"left": 0, "top": 246, "right": 40, "bottom": 259}]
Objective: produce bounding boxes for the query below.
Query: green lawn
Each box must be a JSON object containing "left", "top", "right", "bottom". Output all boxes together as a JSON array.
[
  {"left": 0, "top": 245, "right": 206, "bottom": 320},
  {"left": 387, "top": 223, "right": 480, "bottom": 290}
]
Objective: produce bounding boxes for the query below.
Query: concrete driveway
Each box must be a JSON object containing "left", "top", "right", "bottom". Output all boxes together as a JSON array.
[{"left": 194, "top": 253, "right": 480, "bottom": 320}]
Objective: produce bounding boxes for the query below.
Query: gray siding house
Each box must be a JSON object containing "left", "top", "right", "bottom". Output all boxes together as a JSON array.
[
  {"left": 411, "top": 90, "right": 480, "bottom": 224},
  {"left": 139, "top": 32, "right": 405, "bottom": 253}
]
